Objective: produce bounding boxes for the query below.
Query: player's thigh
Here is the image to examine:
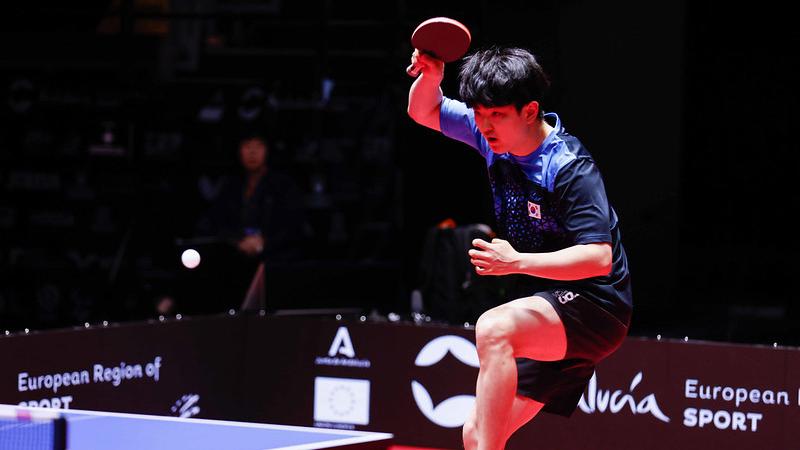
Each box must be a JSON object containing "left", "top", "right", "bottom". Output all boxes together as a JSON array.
[{"left": 488, "top": 295, "right": 567, "bottom": 361}]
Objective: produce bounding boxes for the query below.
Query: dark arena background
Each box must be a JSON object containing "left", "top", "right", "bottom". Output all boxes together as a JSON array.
[{"left": 0, "top": 1, "right": 797, "bottom": 449}]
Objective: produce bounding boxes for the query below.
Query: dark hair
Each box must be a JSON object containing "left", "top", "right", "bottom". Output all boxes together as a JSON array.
[
  {"left": 458, "top": 47, "right": 550, "bottom": 115},
  {"left": 237, "top": 130, "right": 270, "bottom": 151}
]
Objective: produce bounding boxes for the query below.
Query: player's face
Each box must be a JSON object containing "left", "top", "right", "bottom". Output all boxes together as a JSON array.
[
  {"left": 473, "top": 104, "right": 533, "bottom": 154},
  {"left": 239, "top": 138, "right": 267, "bottom": 172}
]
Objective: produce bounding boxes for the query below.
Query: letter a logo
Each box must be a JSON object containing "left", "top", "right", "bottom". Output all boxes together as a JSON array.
[{"left": 328, "top": 327, "right": 355, "bottom": 358}]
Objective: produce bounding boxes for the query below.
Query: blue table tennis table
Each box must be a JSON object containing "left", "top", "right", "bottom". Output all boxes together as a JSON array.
[{"left": 0, "top": 405, "right": 393, "bottom": 450}]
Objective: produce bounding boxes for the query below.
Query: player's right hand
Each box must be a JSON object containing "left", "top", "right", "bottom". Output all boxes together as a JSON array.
[{"left": 408, "top": 49, "right": 445, "bottom": 80}]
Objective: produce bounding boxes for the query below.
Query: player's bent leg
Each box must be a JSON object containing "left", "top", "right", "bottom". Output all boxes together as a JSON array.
[
  {"left": 495, "top": 295, "right": 567, "bottom": 361},
  {"left": 463, "top": 404, "right": 478, "bottom": 450},
  {"left": 471, "top": 296, "right": 566, "bottom": 450},
  {"left": 504, "top": 395, "right": 544, "bottom": 442},
  {"left": 463, "top": 395, "right": 543, "bottom": 450}
]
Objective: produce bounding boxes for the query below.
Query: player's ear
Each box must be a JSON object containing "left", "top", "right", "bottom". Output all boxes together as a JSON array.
[{"left": 523, "top": 101, "right": 540, "bottom": 124}]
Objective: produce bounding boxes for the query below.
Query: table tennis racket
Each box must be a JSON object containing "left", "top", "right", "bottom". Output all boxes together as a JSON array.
[{"left": 406, "top": 17, "right": 471, "bottom": 77}]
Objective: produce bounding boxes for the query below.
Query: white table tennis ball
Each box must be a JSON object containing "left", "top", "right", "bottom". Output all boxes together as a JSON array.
[{"left": 181, "top": 249, "right": 201, "bottom": 269}]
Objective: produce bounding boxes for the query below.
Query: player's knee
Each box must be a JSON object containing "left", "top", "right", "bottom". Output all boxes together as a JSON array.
[
  {"left": 462, "top": 416, "right": 478, "bottom": 450},
  {"left": 475, "top": 309, "right": 514, "bottom": 351}
]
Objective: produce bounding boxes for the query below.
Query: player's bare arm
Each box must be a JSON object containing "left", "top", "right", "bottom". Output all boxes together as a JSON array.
[
  {"left": 468, "top": 238, "right": 612, "bottom": 279},
  {"left": 407, "top": 51, "right": 445, "bottom": 131}
]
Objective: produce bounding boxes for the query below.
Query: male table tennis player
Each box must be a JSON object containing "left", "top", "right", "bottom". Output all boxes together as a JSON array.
[{"left": 407, "top": 46, "right": 633, "bottom": 449}]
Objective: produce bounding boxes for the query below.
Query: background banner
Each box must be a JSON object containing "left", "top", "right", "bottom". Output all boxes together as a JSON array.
[{"left": 1, "top": 314, "right": 796, "bottom": 449}]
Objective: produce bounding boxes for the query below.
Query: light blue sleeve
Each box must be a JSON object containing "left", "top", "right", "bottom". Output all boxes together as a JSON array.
[{"left": 439, "top": 97, "right": 490, "bottom": 158}]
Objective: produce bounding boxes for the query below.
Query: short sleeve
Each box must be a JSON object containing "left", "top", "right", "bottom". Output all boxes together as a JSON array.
[
  {"left": 439, "top": 97, "right": 490, "bottom": 158},
  {"left": 553, "top": 157, "right": 613, "bottom": 245}
]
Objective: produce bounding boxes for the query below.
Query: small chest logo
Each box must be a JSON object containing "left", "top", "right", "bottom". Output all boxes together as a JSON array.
[{"left": 527, "top": 201, "right": 542, "bottom": 219}]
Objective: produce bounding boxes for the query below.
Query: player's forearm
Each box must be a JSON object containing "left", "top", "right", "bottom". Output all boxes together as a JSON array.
[
  {"left": 407, "top": 74, "right": 443, "bottom": 130},
  {"left": 515, "top": 243, "right": 612, "bottom": 280}
]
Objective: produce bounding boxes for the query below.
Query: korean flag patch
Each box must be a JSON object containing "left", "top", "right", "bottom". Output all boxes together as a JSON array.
[{"left": 527, "top": 201, "right": 542, "bottom": 219}]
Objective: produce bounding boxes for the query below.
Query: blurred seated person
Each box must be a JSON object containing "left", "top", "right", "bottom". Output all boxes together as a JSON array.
[
  {"left": 154, "top": 294, "right": 177, "bottom": 317},
  {"left": 194, "top": 132, "right": 305, "bottom": 310}
]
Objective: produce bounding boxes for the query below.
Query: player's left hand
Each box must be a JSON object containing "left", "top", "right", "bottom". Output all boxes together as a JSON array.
[{"left": 468, "top": 238, "right": 520, "bottom": 276}]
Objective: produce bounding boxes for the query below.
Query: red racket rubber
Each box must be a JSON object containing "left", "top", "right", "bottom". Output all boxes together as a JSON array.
[{"left": 406, "top": 17, "right": 471, "bottom": 77}]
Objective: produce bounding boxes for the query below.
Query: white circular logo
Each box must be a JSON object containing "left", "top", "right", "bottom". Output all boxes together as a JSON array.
[{"left": 412, "top": 335, "right": 479, "bottom": 428}]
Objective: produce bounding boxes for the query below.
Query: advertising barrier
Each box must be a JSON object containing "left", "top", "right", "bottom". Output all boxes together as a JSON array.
[
  {"left": 1, "top": 314, "right": 796, "bottom": 449},
  {"left": 0, "top": 315, "right": 246, "bottom": 421}
]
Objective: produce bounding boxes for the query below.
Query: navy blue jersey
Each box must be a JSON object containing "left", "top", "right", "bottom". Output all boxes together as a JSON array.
[{"left": 440, "top": 97, "right": 632, "bottom": 321}]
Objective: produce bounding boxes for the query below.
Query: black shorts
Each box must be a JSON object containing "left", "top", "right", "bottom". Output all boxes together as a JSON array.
[{"left": 515, "top": 288, "right": 630, "bottom": 417}]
